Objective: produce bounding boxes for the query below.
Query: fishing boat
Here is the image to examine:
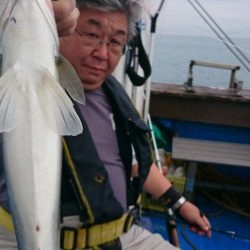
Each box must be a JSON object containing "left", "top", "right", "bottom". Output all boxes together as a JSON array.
[{"left": 114, "top": 0, "right": 250, "bottom": 249}]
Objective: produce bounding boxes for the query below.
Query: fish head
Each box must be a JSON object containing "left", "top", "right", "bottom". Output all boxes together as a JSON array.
[
  {"left": 0, "top": 0, "right": 59, "bottom": 71},
  {"left": 0, "top": 0, "right": 58, "bottom": 43},
  {"left": 0, "top": 0, "right": 16, "bottom": 40},
  {"left": 0, "top": 0, "right": 16, "bottom": 73}
]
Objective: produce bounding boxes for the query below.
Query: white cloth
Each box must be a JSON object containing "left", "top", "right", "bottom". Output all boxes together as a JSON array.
[{"left": 120, "top": 224, "right": 180, "bottom": 250}]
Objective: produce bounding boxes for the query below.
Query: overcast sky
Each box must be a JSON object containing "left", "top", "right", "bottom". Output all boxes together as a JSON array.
[{"left": 147, "top": 0, "right": 250, "bottom": 38}]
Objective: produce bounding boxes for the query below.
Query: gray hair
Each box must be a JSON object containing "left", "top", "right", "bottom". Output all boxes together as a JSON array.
[{"left": 76, "top": 0, "right": 141, "bottom": 41}]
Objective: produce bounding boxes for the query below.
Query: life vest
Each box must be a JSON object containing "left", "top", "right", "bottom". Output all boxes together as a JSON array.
[{"left": 61, "top": 75, "right": 153, "bottom": 226}]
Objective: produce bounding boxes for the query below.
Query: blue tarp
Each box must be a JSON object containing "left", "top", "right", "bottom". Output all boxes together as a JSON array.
[{"left": 156, "top": 118, "right": 250, "bottom": 144}]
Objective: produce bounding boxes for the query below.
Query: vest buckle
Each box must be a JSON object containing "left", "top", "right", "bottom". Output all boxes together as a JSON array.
[{"left": 60, "top": 226, "right": 78, "bottom": 250}]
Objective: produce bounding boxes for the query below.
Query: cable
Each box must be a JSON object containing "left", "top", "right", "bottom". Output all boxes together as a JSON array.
[
  {"left": 162, "top": 15, "right": 250, "bottom": 54},
  {"left": 181, "top": 164, "right": 250, "bottom": 247},
  {"left": 198, "top": 188, "right": 250, "bottom": 218},
  {"left": 192, "top": 0, "right": 250, "bottom": 66},
  {"left": 181, "top": 224, "right": 199, "bottom": 250},
  {"left": 196, "top": 165, "right": 250, "bottom": 218},
  {"left": 186, "top": 0, "right": 250, "bottom": 72},
  {"left": 180, "top": 218, "right": 250, "bottom": 242},
  {"left": 142, "top": 209, "right": 250, "bottom": 245}
]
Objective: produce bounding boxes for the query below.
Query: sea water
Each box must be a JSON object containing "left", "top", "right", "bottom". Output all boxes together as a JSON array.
[{"left": 152, "top": 34, "right": 250, "bottom": 89}]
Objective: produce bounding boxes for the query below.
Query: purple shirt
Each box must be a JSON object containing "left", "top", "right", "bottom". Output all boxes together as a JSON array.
[{"left": 78, "top": 87, "right": 127, "bottom": 211}]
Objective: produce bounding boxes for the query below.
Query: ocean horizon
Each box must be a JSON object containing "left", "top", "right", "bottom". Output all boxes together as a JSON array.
[{"left": 152, "top": 34, "right": 250, "bottom": 89}]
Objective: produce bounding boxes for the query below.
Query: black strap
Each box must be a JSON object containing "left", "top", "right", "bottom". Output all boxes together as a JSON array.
[
  {"left": 99, "top": 239, "right": 122, "bottom": 250},
  {"left": 126, "top": 28, "right": 151, "bottom": 86}
]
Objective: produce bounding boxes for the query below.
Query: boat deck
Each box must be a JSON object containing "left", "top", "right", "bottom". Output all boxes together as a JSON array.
[
  {"left": 147, "top": 82, "right": 250, "bottom": 249},
  {"left": 150, "top": 82, "right": 250, "bottom": 128}
]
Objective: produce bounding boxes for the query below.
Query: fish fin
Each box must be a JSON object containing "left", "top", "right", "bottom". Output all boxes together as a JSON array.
[
  {"left": 0, "top": 66, "right": 22, "bottom": 132},
  {"left": 57, "top": 55, "right": 85, "bottom": 105},
  {"left": 38, "top": 69, "right": 83, "bottom": 136}
]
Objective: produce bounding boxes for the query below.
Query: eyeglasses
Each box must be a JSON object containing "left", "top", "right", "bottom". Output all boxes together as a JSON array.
[{"left": 75, "top": 29, "right": 126, "bottom": 56}]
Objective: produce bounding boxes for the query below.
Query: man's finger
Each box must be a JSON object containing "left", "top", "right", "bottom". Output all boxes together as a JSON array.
[{"left": 52, "top": 0, "right": 76, "bottom": 20}]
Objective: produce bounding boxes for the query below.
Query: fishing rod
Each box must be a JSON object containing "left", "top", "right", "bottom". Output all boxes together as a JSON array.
[
  {"left": 143, "top": 0, "right": 166, "bottom": 121},
  {"left": 210, "top": 227, "right": 250, "bottom": 241},
  {"left": 180, "top": 222, "right": 250, "bottom": 250},
  {"left": 143, "top": 210, "right": 250, "bottom": 242},
  {"left": 182, "top": 220, "right": 250, "bottom": 242},
  {"left": 147, "top": 113, "right": 181, "bottom": 248},
  {"left": 166, "top": 208, "right": 181, "bottom": 248}
]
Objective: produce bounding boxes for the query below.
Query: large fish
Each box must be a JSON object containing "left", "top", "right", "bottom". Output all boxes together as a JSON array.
[{"left": 0, "top": 0, "right": 84, "bottom": 249}]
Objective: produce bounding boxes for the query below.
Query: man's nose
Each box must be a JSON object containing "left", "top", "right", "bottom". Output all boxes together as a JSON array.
[{"left": 92, "top": 41, "right": 109, "bottom": 59}]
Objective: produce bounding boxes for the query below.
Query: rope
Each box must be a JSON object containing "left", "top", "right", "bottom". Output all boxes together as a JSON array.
[
  {"left": 192, "top": 0, "right": 250, "bottom": 66},
  {"left": 196, "top": 165, "right": 250, "bottom": 218},
  {"left": 186, "top": 0, "right": 250, "bottom": 72},
  {"left": 181, "top": 224, "right": 199, "bottom": 250}
]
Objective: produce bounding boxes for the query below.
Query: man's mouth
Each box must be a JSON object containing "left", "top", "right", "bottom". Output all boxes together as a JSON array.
[{"left": 85, "top": 65, "right": 105, "bottom": 76}]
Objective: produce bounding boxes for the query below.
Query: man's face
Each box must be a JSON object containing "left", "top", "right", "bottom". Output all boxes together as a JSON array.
[{"left": 59, "top": 8, "right": 128, "bottom": 91}]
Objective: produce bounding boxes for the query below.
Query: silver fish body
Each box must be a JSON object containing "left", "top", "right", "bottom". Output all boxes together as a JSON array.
[{"left": 0, "top": 0, "right": 84, "bottom": 249}]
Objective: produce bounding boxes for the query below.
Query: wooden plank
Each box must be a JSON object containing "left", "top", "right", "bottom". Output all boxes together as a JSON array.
[
  {"left": 150, "top": 83, "right": 250, "bottom": 128},
  {"left": 151, "top": 82, "right": 250, "bottom": 102},
  {"left": 172, "top": 138, "right": 250, "bottom": 167}
]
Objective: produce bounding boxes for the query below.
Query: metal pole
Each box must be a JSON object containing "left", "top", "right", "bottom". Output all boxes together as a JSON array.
[
  {"left": 147, "top": 114, "right": 162, "bottom": 174},
  {"left": 143, "top": 0, "right": 166, "bottom": 121}
]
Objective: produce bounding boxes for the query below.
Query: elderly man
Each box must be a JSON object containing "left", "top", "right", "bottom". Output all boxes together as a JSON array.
[
  {"left": 59, "top": 1, "right": 211, "bottom": 249},
  {"left": 0, "top": 1, "right": 211, "bottom": 249}
]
